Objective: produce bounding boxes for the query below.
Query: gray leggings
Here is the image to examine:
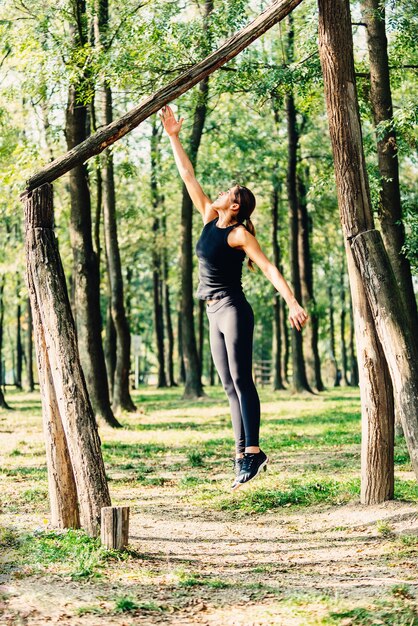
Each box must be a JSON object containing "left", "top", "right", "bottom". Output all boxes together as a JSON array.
[{"left": 206, "top": 293, "right": 261, "bottom": 454}]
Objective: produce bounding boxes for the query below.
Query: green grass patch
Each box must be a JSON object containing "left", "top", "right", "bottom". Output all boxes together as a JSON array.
[
  {"left": 10, "top": 528, "right": 132, "bottom": 580},
  {"left": 114, "top": 596, "right": 139, "bottom": 613},
  {"left": 217, "top": 478, "right": 361, "bottom": 513},
  {"left": 326, "top": 597, "right": 418, "bottom": 625}
]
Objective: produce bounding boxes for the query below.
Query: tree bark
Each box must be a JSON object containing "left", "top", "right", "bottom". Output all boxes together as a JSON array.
[
  {"left": 162, "top": 211, "right": 176, "bottom": 387},
  {"left": 177, "top": 308, "right": 185, "bottom": 385},
  {"left": 26, "top": 0, "right": 304, "bottom": 192},
  {"left": 271, "top": 176, "right": 285, "bottom": 390},
  {"left": 281, "top": 297, "right": 290, "bottom": 384},
  {"left": 360, "top": 0, "right": 418, "bottom": 328},
  {"left": 328, "top": 283, "right": 340, "bottom": 386},
  {"left": 65, "top": 9, "right": 120, "bottom": 428},
  {"left": 0, "top": 276, "right": 11, "bottom": 409},
  {"left": 318, "top": 0, "right": 418, "bottom": 481},
  {"left": 197, "top": 299, "right": 205, "bottom": 382},
  {"left": 339, "top": 254, "right": 350, "bottom": 386},
  {"left": 150, "top": 117, "right": 167, "bottom": 388},
  {"left": 25, "top": 297, "right": 35, "bottom": 392},
  {"left": 104, "top": 300, "right": 117, "bottom": 399},
  {"left": 297, "top": 170, "right": 324, "bottom": 391},
  {"left": 27, "top": 258, "right": 80, "bottom": 528},
  {"left": 348, "top": 295, "right": 359, "bottom": 386},
  {"left": 345, "top": 240, "right": 394, "bottom": 503},
  {"left": 23, "top": 183, "right": 111, "bottom": 536},
  {"left": 95, "top": 0, "right": 136, "bottom": 412},
  {"left": 285, "top": 79, "right": 312, "bottom": 390},
  {"left": 15, "top": 292, "right": 23, "bottom": 389},
  {"left": 180, "top": 3, "right": 214, "bottom": 399}
]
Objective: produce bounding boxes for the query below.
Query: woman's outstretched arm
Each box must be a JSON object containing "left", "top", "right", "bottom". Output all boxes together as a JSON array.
[
  {"left": 159, "top": 105, "right": 216, "bottom": 223},
  {"left": 228, "top": 227, "right": 309, "bottom": 331}
]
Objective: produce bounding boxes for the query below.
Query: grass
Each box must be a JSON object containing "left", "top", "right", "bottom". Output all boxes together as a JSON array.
[{"left": 1, "top": 386, "right": 418, "bottom": 625}]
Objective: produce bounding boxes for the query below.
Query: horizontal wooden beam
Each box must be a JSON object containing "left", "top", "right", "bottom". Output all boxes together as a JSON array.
[{"left": 25, "top": 0, "right": 303, "bottom": 192}]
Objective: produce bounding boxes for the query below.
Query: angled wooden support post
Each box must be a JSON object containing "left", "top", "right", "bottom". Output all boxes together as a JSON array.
[
  {"left": 25, "top": 0, "right": 304, "bottom": 192},
  {"left": 23, "top": 183, "right": 111, "bottom": 537}
]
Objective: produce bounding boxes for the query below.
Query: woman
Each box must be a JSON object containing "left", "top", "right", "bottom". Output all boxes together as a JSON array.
[{"left": 159, "top": 104, "right": 309, "bottom": 490}]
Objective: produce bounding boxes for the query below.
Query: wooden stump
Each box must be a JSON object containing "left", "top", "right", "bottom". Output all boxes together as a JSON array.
[{"left": 101, "top": 506, "right": 130, "bottom": 550}]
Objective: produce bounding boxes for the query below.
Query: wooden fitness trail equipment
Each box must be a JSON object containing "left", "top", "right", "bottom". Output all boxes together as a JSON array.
[{"left": 21, "top": 0, "right": 418, "bottom": 541}]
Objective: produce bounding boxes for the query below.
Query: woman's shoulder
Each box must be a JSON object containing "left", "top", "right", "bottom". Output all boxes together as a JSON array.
[{"left": 227, "top": 223, "right": 251, "bottom": 249}]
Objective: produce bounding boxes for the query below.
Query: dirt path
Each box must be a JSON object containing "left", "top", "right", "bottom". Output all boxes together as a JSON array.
[{"left": 1, "top": 389, "right": 418, "bottom": 625}]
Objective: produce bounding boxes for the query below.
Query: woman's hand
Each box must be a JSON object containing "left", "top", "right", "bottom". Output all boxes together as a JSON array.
[
  {"left": 288, "top": 300, "right": 309, "bottom": 332},
  {"left": 159, "top": 104, "right": 184, "bottom": 136}
]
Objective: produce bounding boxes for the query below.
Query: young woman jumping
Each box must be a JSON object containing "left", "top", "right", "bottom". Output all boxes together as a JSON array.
[{"left": 160, "top": 104, "right": 309, "bottom": 489}]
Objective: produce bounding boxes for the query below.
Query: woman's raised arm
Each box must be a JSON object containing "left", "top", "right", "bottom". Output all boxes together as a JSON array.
[{"left": 160, "top": 105, "right": 215, "bottom": 222}]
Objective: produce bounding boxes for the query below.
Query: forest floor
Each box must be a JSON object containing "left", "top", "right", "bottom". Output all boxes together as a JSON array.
[{"left": 1, "top": 386, "right": 418, "bottom": 626}]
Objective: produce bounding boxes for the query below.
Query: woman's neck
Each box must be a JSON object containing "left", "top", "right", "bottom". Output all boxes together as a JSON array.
[{"left": 217, "top": 216, "right": 238, "bottom": 228}]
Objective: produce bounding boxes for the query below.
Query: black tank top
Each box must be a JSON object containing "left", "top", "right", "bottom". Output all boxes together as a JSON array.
[{"left": 195, "top": 217, "right": 246, "bottom": 300}]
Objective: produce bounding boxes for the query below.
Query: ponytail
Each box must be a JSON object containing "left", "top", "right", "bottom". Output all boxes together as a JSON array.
[
  {"left": 233, "top": 185, "right": 257, "bottom": 272},
  {"left": 244, "top": 217, "right": 256, "bottom": 271}
]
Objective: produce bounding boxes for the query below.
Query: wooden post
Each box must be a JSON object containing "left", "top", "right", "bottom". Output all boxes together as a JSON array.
[
  {"left": 318, "top": 0, "right": 418, "bottom": 491},
  {"left": 23, "top": 183, "right": 111, "bottom": 537},
  {"left": 101, "top": 506, "right": 130, "bottom": 550}
]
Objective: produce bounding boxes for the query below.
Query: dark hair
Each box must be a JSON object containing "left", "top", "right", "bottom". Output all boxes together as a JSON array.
[{"left": 232, "top": 185, "right": 256, "bottom": 271}]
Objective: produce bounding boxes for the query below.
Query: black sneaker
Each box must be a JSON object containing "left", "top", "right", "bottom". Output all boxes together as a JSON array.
[
  {"left": 233, "top": 450, "right": 268, "bottom": 489},
  {"left": 231, "top": 457, "right": 244, "bottom": 488}
]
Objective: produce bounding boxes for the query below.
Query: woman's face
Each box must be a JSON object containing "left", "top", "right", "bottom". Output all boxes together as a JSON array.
[{"left": 212, "top": 185, "right": 239, "bottom": 211}]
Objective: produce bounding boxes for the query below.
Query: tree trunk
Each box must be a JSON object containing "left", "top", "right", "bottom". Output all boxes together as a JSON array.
[
  {"left": 23, "top": 183, "right": 111, "bottom": 536},
  {"left": 0, "top": 274, "right": 4, "bottom": 388},
  {"left": 150, "top": 116, "right": 167, "bottom": 388},
  {"left": 26, "top": 0, "right": 304, "bottom": 192},
  {"left": 180, "top": 4, "right": 214, "bottom": 398},
  {"left": 0, "top": 276, "right": 11, "bottom": 409},
  {"left": 15, "top": 291, "right": 23, "bottom": 389},
  {"left": 162, "top": 211, "right": 176, "bottom": 387},
  {"left": 281, "top": 297, "right": 290, "bottom": 384},
  {"left": 348, "top": 296, "right": 359, "bottom": 387},
  {"left": 198, "top": 299, "right": 205, "bottom": 382},
  {"left": 360, "top": 0, "right": 418, "bottom": 328},
  {"left": 318, "top": 0, "right": 418, "bottom": 482},
  {"left": 102, "top": 104, "right": 136, "bottom": 411},
  {"left": 328, "top": 283, "right": 339, "bottom": 386},
  {"left": 271, "top": 177, "right": 285, "bottom": 390},
  {"left": 104, "top": 300, "right": 117, "bottom": 399},
  {"left": 177, "top": 308, "right": 185, "bottom": 385},
  {"left": 65, "top": 10, "right": 120, "bottom": 428},
  {"left": 94, "top": 0, "right": 136, "bottom": 411},
  {"left": 28, "top": 257, "right": 80, "bottom": 529},
  {"left": 345, "top": 240, "right": 394, "bottom": 503},
  {"left": 340, "top": 254, "right": 350, "bottom": 386},
  {"left": 25, "top": 297, "right": 35, "bottom": 392},
  {"left": 297, "top": 170, "right": 324, "bottom": 391}
]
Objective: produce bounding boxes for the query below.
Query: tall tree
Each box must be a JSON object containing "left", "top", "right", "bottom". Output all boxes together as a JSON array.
[
  {"left": 161, "top": 208, "right": 176, "bottom": 387},
  {"left": 360, "top": 0, "right": 418, "bottom": 328},
  {"left": 65, "top": 0, "right": 120, "bottom": 427},
  {"left": 285, "top": 14, "right": 312, "bottom": 393},
  {"left": 150, "top": 116, "right": 167, "bottom": 388},
  {"left": 339, "top": 254, "right": 350, "bottom": 386},
  {"left": 179, "top": 0, "right": 213, "bottom": 398},
  {"left": 271, "top": 175, "right": 285, "bottom": 390},
  {"left": 297, "top": 168, "right": 324, "bottom": 391},
  {"left": 0, "top": 275, "right": 11, "bottom": 409},
  {"left": 317, "top": 0, "right": 418, "bottom": 493},
  {"left": 95, "top": 0, "right": 136, "bottom": 412},
  {"left": 271, "top": 99, "right": 285, "bottom": 391},
  {"left": 25, "top": 297, "right": 35, "bottom": 392},
  {"left": 15, "top": 285, "right": 23, "bottom": 389}
]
